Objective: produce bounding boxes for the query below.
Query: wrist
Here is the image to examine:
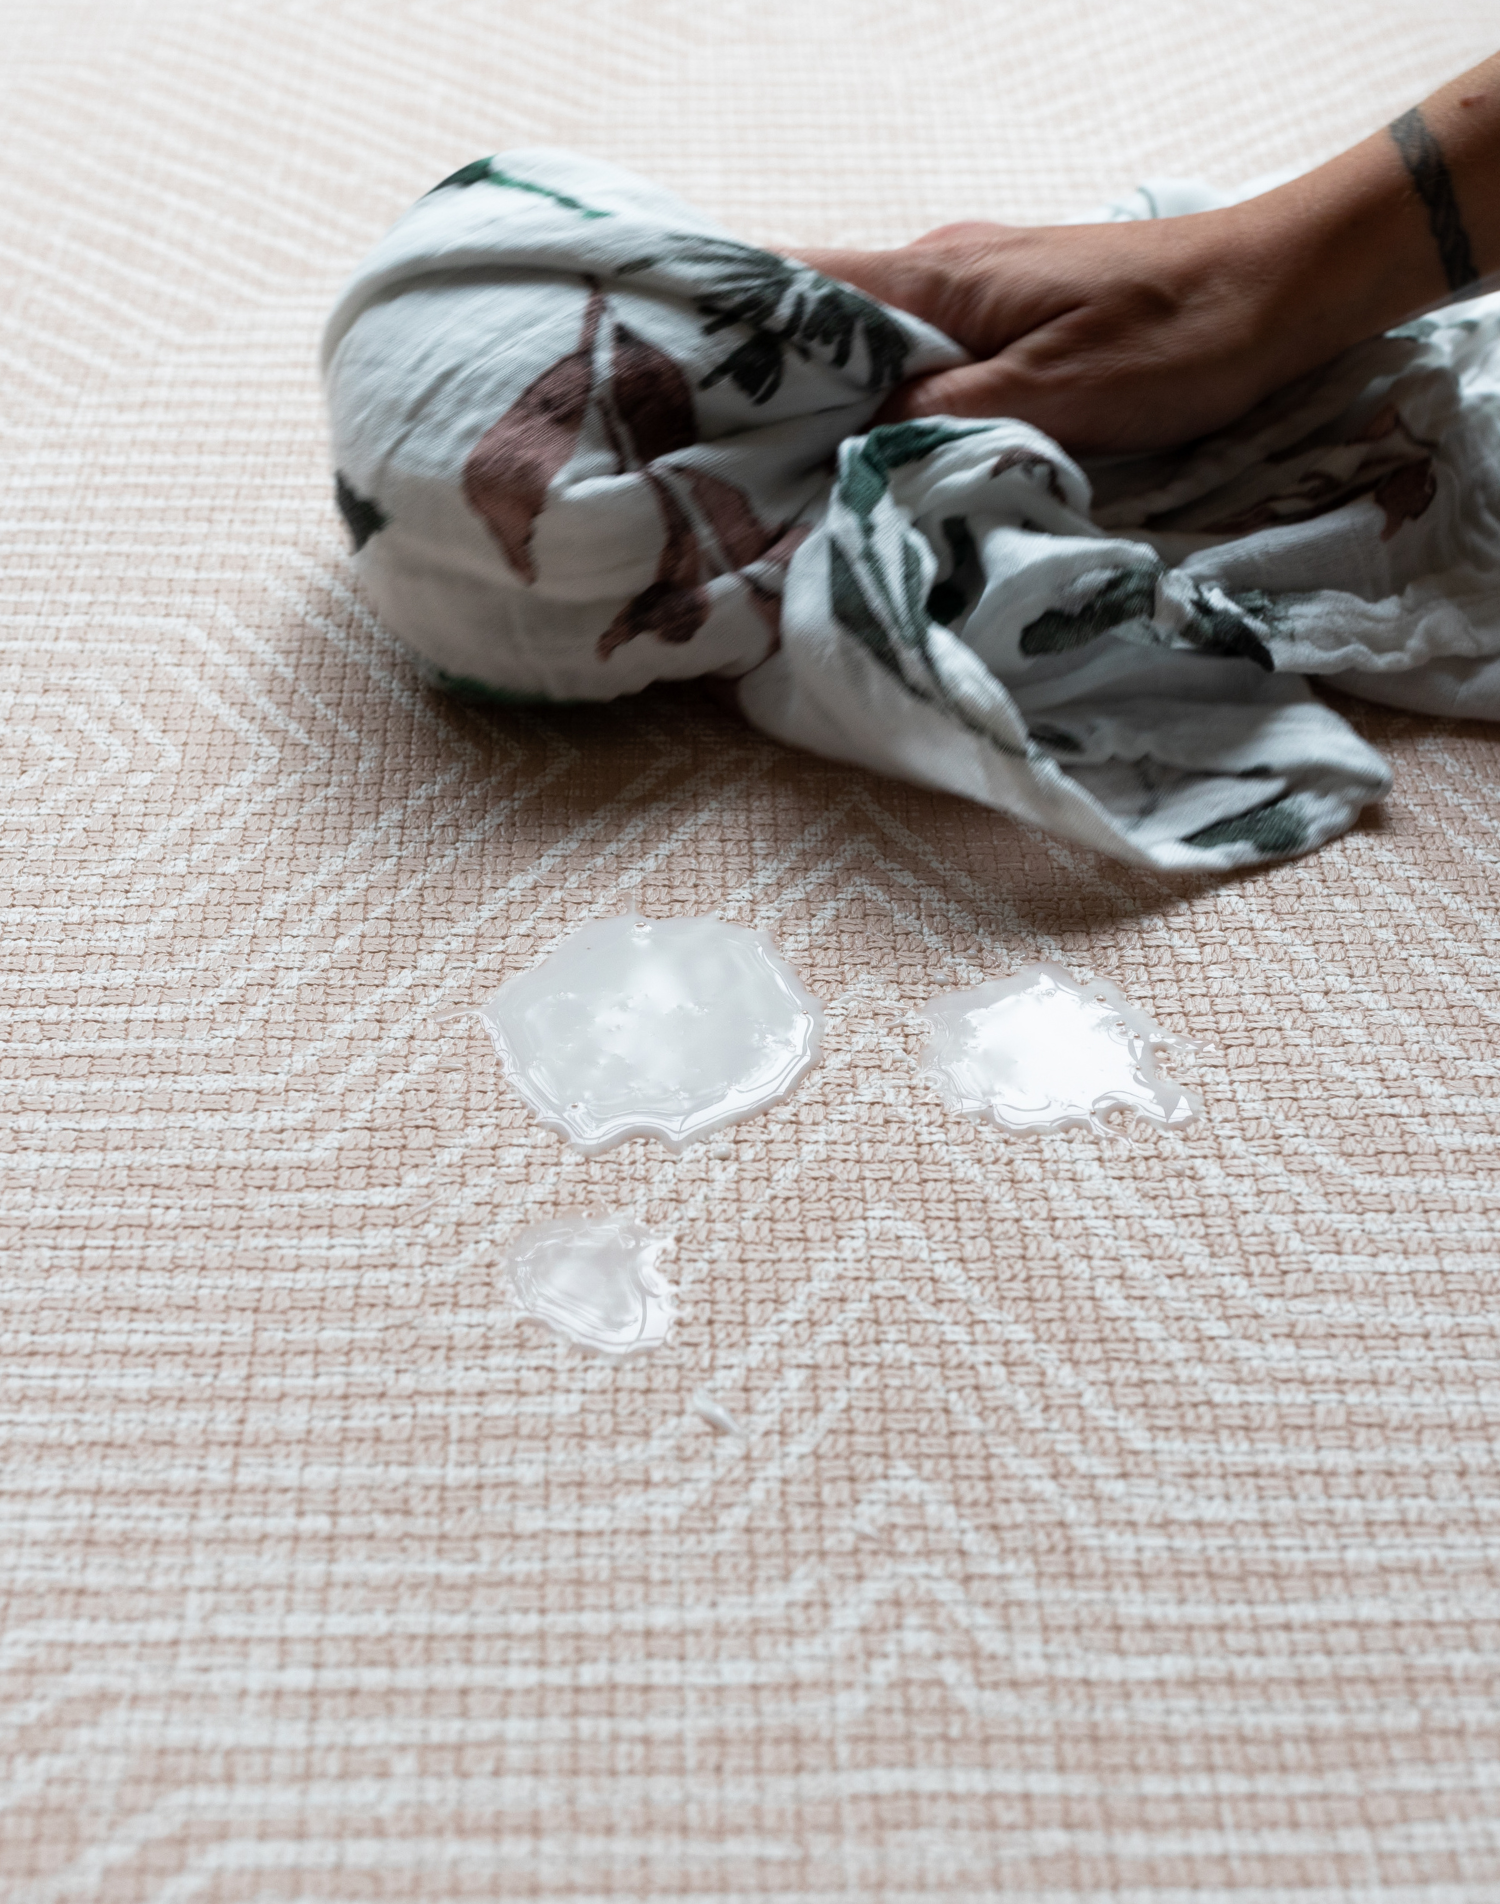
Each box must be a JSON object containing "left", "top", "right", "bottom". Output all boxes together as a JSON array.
[{"left": 1233, "top": 139, "right": 1451, "bottom": 374}]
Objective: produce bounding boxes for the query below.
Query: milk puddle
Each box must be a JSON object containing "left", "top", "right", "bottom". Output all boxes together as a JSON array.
[
  {"left": 475, "top": 913, "right": 822, "bottom": 1154},
  {"left": 501, "top": 1211, "right": 678, "bottom": 1357},
  {"left": 918, "top": 961, "right": 1204, "bottom": 1140}
]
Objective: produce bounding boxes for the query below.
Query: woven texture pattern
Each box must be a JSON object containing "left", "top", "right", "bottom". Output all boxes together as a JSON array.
[{"left": 5, "top": 3, "right": 1500, "bottom": 1896}]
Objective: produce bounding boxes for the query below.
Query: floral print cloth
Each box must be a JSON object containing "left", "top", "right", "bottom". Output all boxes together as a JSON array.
[{"left": 322, "top": 151, "right": 1500, "bottom": 871}]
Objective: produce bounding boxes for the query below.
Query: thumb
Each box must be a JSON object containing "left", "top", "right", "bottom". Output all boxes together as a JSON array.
[{"left": 877, "top": 361, "right": 1034, "bottom": 425}]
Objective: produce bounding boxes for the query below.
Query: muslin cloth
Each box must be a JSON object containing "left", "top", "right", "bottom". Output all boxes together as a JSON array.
[{"left": 322, "top": 151, "right": 1500, "bottom": 872}]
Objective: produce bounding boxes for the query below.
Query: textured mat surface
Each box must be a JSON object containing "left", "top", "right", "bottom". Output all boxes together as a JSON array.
[{"left": 5, "top": 2, "right": 1500, "bottom": 1897}]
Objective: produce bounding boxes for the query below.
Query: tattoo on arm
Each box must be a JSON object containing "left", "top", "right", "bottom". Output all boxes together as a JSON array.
[{"left": 1389, "top": 106, "right": 1480, "bottom": 291}]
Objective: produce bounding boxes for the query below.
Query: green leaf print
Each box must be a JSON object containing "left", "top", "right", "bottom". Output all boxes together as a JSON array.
[
  {"left": 828, "top": 540, "right": 912, "bottom": 687},
  {"left": 334, "top": 472, "right": 387, "bottom": 553},
  {"left": 836, "top": 422, "right": 992, "bottom": 527},
  {"left": 1177, "top": 589, "right": 1275, "bottom": 670},
  {"left": 837, "top": 444, "right": 891, "bottom": 524},
  {"left": 797, "top": 278, "right": 912, "bottom": 388},
  {"left": 428, "top": 158, "right": 496, "bottom": 192},
  {"left": 862, "top": 419, "right": 990, "bottom": 475},
  {"left": 658, "top": 236, "right": 918, "bottom": 405},
  {"left": 825, "top": 424, "right": 1024, "bottom": 754},
  {"left": 925, "top": 516, "right": 981, "bottom": 626},
  {"left": 831, "top": 516, "right": 1027, "bottom": 758},
  {"left": 426, "top": 158, "right": 612, "bottom": 219},
  {"left": 699, "top": 330, "right": 788, "bottom": 405},
  {"left": 1026, "top": 722, "right": 1082, "bottom": 753},
  {"left": 897, "top": 535, "right": 930, "bottom": 643},
  {"left": 1186, "top": 796, "right": 1308, "bottom": 856},
  {"left": 1019, "top": 567, "right": 1162, "bottom": 657},
  {"left": 425, "top": 668, "right": 561, "bottom": 706},
  {"left": 1021, "top": 566, "right": 1279, "bottom": 669}
]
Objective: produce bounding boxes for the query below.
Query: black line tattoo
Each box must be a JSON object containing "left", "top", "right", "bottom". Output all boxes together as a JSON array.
[{"left": 1389, "top": 106, "right": 1480, "bottom": 292}]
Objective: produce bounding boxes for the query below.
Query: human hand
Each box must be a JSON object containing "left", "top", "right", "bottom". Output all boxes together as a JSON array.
[
  {"left": 799, "top": 198, "right": 1388, "bottom": 455},
  {"left": 797, "top": 51, "right": 1500, "bottom": 455}
]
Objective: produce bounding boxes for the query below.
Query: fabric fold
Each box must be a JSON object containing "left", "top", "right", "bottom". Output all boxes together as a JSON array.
[{"left": 322, "top": 148, "right": 1500, "bottom": 872}]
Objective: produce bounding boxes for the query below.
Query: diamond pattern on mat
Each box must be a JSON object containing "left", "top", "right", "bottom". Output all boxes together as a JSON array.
[{"left": 3, "top": 1, "right": 1500, "bottom": 1897}]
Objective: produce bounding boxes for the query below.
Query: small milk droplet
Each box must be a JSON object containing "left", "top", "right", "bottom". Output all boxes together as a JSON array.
[
  {"left": 501, "top": 1211, "right": 677, "bottom": 1358},
  {"left": 692, "top": 1392, "right": 747, "bottom": 1438}
]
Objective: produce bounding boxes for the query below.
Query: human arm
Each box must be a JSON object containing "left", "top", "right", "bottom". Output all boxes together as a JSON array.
[{"left": 799, "top": 53, "right": 1500, "bottom": 454}]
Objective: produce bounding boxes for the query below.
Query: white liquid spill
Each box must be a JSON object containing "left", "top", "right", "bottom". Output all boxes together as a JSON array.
[
  {"left": 917, "top": 961, "right": 1204, "bottom": 1140},
  {"left": 500, "top": 1211, "right": 678, "bottom": 1358},
  {"left": 477, "top": 913, "right": 822, "bottom": 1154},
  {"left": 692, "top": 1392, "right": 747, "bottom": 1438}
]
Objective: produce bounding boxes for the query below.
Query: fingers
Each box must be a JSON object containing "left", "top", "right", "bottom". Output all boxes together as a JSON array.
[
  {"left": 880, "top": 359, "right": 1167, "bottom": 456},
  {"left": 876, "top": 359, "right": 1099, "bottom": 452}
]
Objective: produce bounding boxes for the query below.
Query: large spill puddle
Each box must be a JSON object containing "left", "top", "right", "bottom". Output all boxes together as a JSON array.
[
  {"left": 476, "top": 913, "right": 822, "bottom": 1154},
  {"left": 917, "top": 961, "right": 1204, "bottom": 1140}
]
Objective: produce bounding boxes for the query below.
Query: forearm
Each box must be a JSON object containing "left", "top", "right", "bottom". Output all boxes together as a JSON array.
[
  {"left": 796, "top": 51, "right": 1500, "bottom": 452},
  {"left": 1240, "top": 54, "right": 1500, "bottom": 375}
]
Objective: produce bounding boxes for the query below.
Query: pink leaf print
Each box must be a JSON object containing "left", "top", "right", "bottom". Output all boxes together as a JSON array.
[
  {"left": 598, "top": 473, "right": 709, "bottom": 657},
  {"left": 989, "top": 447, "right": 1068, "bottom": 504},
  {"left": 742, "top": 521, "right": 810, "bottom": 650},
  {"left": 463, "top": 285, "right": 605, "bottom": 583},
  {"left": 608, "top": 321, "right": 697, "bottom": 466},
  {"left": 681, "top": 469, "right": 778, "bottom": 568},
  {"left": 1374, "top": 458, "right": 1437, "bottom": 540}
]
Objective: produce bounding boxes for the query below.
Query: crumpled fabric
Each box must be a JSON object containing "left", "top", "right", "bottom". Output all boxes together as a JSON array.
[{"left": 322, "top": 149, "right": 1500, "bottom": 872}]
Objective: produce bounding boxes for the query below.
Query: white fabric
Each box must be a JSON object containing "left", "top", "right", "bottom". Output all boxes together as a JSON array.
[{"left": 323, "top": 149, "right": 1500, "bottom": 873}]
